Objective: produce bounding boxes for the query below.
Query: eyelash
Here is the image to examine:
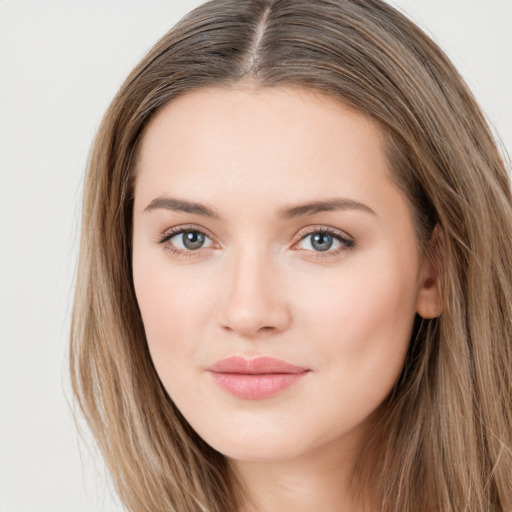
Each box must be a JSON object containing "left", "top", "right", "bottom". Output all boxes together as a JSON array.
[
  {"left": 157, "top": 225, "right": 356, "bottom": 259},
  {"left": 294, "top": 226, "right": 356, "bottom": 258},
  {"left": 157, "top": 225, "right": 216, "bottom": 259}
]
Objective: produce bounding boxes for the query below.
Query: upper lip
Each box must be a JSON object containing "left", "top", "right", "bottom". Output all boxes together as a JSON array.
[{"left": 207, "top": 356, "right": 309, "bottom": 374}]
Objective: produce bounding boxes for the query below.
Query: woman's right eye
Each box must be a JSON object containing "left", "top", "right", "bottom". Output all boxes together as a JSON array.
[{"left": 160, "top": 229, "right": 214, "bottom": 252}]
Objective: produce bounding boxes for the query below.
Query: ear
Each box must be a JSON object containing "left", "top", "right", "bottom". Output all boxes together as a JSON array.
[{"left": 416, "top": 225, "right": 444, "bottom": 319}]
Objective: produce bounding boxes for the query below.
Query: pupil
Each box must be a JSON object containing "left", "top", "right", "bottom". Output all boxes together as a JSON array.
[
  {"left": 312, "top": 233, "right": 333, "bottom": 252},
  {"left": 183, "top": 231, "right": 205, "bottom": 250}
]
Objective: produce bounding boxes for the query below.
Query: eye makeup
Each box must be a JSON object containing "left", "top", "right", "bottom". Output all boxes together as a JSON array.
[
  {"left": 293, "top": 225, "right": 356, "bottom": 259},
  {"left": 156, "top": 223, "right": 356, "bottom": 260}
]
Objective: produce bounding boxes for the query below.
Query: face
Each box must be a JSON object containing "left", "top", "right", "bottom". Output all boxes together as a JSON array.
[{"left": 132, "top": 86, "right": 437, "bottom": 464}]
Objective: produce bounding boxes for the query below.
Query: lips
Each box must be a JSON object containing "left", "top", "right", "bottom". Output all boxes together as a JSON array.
[{"left": 207, "top": 356, "right": 310, "bottom": 399}]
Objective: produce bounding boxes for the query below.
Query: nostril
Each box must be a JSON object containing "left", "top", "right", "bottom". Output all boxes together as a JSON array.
[{"left": 220, "top": 323, "right": 277, "bottom": 336}]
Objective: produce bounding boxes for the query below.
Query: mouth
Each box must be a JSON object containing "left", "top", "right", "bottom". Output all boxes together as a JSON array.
[{"left": 206, "top": 356, "right": 311, "bottom": 399}]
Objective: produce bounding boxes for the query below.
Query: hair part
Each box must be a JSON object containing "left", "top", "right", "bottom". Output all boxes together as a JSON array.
[{"left": 71, "top": 1, "right": 512, "bottom": 511}]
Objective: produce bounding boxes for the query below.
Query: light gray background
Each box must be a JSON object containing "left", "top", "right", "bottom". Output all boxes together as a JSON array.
[{"left": 0, "top": 1, "right": 510, "bottom": 511}]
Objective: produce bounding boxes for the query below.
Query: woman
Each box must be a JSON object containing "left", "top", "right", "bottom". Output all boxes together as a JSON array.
[{"left": 70, "top": 0, "right": 512, "bottom": 511}]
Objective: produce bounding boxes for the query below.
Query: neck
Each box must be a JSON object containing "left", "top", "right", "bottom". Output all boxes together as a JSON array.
[{"left": 230, "top": 436, "right": 365, "bottom": 512}]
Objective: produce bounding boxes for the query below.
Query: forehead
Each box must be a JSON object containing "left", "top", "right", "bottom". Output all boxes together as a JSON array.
[
  {"left": 134, "top": 86, "right": 392, "bottom": 203},
  {"left": 138, "top": 85, "right": 385, "bottom": 157}
]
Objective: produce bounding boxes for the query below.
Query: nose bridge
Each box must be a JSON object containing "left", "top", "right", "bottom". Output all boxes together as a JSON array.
[
  {"left": 231, "top": 243, "right": 271, "bottom": 302},
  {"left": 219, "top": 239, "right": 290, "bottom": 336}
]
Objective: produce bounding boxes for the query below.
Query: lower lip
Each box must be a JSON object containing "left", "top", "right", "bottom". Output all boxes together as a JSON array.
[{"left": 209, "top": 372, "right": 308, "bottom": 399}]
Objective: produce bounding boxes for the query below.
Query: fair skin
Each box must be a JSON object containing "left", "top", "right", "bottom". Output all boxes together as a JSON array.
[{"left": 132, "top": 85, "right": 442, "bottom": 512}]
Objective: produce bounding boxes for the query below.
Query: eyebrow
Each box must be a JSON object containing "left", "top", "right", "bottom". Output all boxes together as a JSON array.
[
  {"left": 279, "top": 197, "right": 376, "bottom": 218},
  {"left": 143, "top": 196, "right": 376, "bottom": 218},
  {"left": 144, "top": 197, "right": 221, "bottom": 218}
]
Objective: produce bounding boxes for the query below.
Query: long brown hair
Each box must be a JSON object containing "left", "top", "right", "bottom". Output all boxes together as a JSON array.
[{"left": 70, "top": 1, "right": 512, "bottom": 510}]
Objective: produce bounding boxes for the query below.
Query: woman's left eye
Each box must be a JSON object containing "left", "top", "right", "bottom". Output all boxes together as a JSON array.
[{"left": 295, "top": 230, "right": 355, "bottom": 255}]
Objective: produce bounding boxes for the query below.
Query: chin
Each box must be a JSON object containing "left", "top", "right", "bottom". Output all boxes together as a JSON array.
[
  {"left": 220, "top": 443, "right": 303, "bottom": 463},
  {"left": 198, "top": 426, "right": 320, "bottom": 463}
]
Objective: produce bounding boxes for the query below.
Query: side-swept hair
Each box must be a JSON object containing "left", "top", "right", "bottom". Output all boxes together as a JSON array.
[{"left": 70, "top": 1, "right": 512, "bottom": 510}]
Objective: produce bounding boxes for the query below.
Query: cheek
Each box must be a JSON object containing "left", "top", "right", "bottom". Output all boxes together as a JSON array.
[
  {"left": 132, "top": 246, "right": 213, "bottom": 374},
  {"left": 132, "top": 267, "right": 208, "bottom": 414},
  {"left": 294, "top": 250, "right": 419, "bottom": 398}
]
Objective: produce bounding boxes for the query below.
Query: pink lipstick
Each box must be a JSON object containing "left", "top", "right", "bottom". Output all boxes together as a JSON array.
[{"left": 207, "top": 356, "right": 310, "bottom": 399}]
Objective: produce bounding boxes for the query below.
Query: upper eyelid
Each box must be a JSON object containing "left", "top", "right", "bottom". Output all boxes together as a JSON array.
[
  {"left": 294, "top": 225, "right": 354, "bottom": 242},
  {"left": 159, "top": 224, "right": 216, "bottom": 243}
]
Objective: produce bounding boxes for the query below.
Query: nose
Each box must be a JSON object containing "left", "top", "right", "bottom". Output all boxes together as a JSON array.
[{"left": 218, "top": 246, "right": 292, "bottom": 338}]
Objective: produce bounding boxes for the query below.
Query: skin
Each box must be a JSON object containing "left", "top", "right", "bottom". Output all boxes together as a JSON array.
[{"left": 132, "top": 85, "right": 442, "bottom": 512}]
